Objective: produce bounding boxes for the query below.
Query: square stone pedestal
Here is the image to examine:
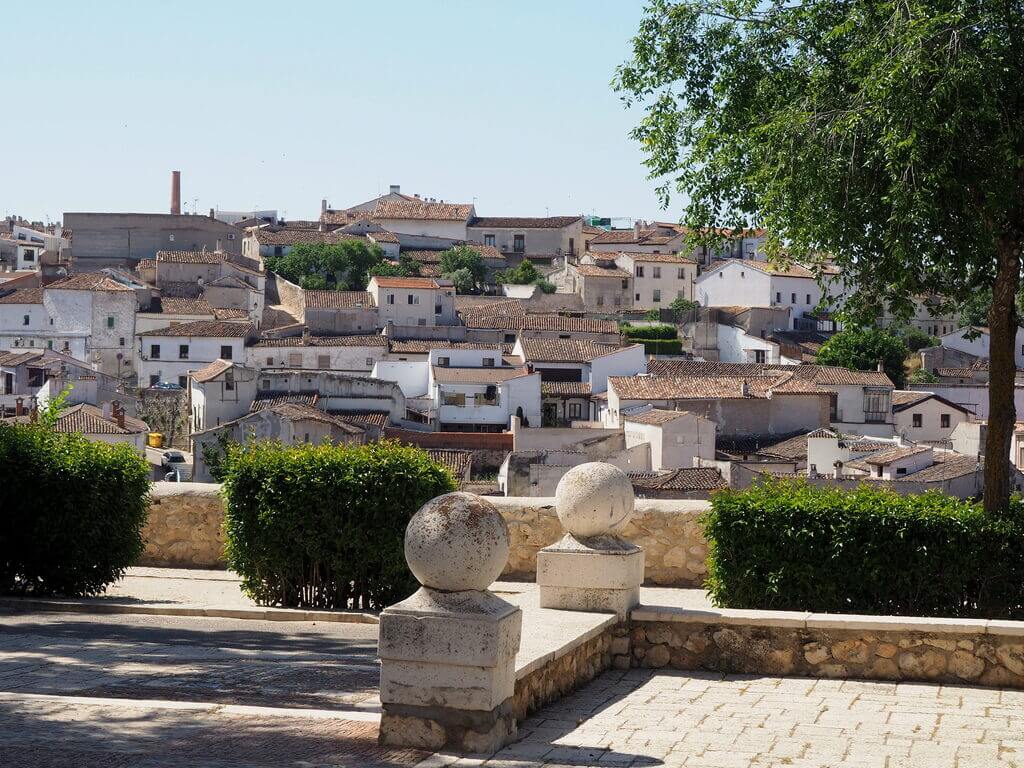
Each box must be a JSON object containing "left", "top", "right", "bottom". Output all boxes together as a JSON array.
[
  {"left": 537, "top": 534, "right": 644, "bottom": 620},
  {"left": 378, "top": 587, "right": 522, "bottom": 754}
]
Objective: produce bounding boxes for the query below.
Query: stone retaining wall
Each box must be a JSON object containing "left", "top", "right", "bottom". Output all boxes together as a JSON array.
[
  {"left": 627, "top": 615, "right": 1024, "bottom": 689},
  {"left": 492, "top": 497, "right": 709, "bottom": 587},
  {"left": 140, "top": 482, "right": 225, "bottom": 568}
]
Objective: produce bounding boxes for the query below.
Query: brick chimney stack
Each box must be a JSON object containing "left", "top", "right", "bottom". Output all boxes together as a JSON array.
[
  {"left": 14, "top": 397, "right": 23, "bottom": 417},
  {"left": 171, "top": 171, "right": 181, "bottom": 215},
  {"left": 112, "top": 400, "right": 125, "bottom": 429}
]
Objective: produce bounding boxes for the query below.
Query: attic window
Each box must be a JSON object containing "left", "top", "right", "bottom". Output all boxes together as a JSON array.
[{"left": 169, "top": 234, "right": 175, "bottom": 242}]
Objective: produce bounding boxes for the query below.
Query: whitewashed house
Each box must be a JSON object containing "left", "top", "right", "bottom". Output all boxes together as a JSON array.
[
  {"left": 247, "top": 333, "right": 388, "bottom": 375},
  {"left": 371, "top": 200, "right": 475, "bottom": 242},
  {"left": 367, "top": 276, "right": 456, "bottom": 327},
  {"left": 892, "top": 390, "right": 973, "bottom": 443},
  {"left": 136, "top": 320, "right": 253, "bottom": 389},
  {"left": 623, "top": 408, "right": 716, "bottom": 469}
]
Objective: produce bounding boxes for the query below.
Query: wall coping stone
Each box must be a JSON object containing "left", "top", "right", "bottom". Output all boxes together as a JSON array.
[{"left": 150, "top": 481, "right": 222, "bottom": 499}]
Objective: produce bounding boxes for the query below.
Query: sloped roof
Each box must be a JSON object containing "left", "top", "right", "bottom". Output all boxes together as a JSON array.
[
  {"left": 373, "top": 200, "right": 473, "bottom": 221},
  {"left": 139, "top": 320, "right": 254, "bottom": 338},
  {"left": 468, "top": 216, "right": 581, "bottom": 229},
  {"left": 148, "top": 296, "right": 213, "bottom": 315},
  {"left": 250, "top": 391, "right": 318, "bottom": 412},
  {"left": 251, "top": 334, "right": 386, "bottom": 348},
  {"left": 156, "top": 250, "right": 224, "bottom": 265},
  {"left": 0, "top": 287, "right": 43, "bottom": 304},
  {"left": 427, "top": 449, "right": 473, "bottom": 484},
  {"left": 191, "top": 359, "right": 234, "bottom": 383},
  {"left": 646, "top": 359, "right": 893, "bottom": 388},
  {"left": 624, "top": 408, "right": 690, "bottom": 426},
  {"left": 520, "top": 338, "right": 623, "bottom": 363},
  {"left": 304, "top": 290, "right": 374, "bottom": 310},
  {"left": 265, "top": 402, "right": 364, "bottom": 434},
  {"left": 609, "top": 371, "right": 823, "bottom": 400},
  {"left": 433, "top": 365, "right": 532, "bottom": 384},
  {"left": 252, "top": 228, "right": 366, "bottom": 246},
  {"left": 2, "top": 403, "right": 148, "bottom": 435},
  {"left": 629, "top": 467, "right": 725, "bottom": 491},
  {"left": 49, "top": 273, "right": 134, "bottom": 292},
  {"left": 572, "top": 263, "right": 630, "bottom": 278},
  {"left": 541, "top": 381, "right": 592, "bottom": 397}
]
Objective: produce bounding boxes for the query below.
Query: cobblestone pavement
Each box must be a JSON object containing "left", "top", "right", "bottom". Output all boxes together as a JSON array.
[{"left": 430, "top": 669, "right": 1024, "bottom": 767}]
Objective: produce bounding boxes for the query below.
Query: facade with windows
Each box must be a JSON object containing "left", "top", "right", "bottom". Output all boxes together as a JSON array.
[
  {"left": 136, "top": 320, "right": 253, "bottom": 389},
  {"left": 466, "top": 216, "right": 583, "bottom": 261},
  {"left": 892, "top": 390, "right": 972, "bottom": 442},
  {"left": 613, "top": 252, "right": 696, "bottom": 309},
  {"left": 246, "top": 334, "right": 387, "bottom": 375},
  {"left": 367, "top": 276, "right": 456, "bottom": 327}
]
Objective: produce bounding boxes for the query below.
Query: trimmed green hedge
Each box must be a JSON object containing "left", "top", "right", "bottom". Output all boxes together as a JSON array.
[
  {"left": 703, "top": 480, "right": 1024, "bottom": 619},
  {"left": 221, "top": 440, "right": 456, "bottom": 610},
  {"left": 622, "top": 323, "right": 678, "bottom": 340},
  {"left": 638, "top": 339, "right": 682, "bottom": 355},
  {"left": 0, "top": 423, "right": 150, "bottom": 596}
]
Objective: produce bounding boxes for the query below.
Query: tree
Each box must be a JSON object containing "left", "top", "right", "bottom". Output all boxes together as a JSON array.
[
  {"left": 816, "top": 329, "right": 908, "bottom": 388},
  {"left": 440, "top": 246, "right": 486, "bottom": 290},
  {"left": 368, "top": 254, "right": 422, "bottom": 279},
  {"left": 496, "top": 259, "right": 543, "bottom": 285},
  {"left": 444, "top": 267, "right": 476, "bottom": 294},
  {"left": 264, "top": 241, "right": 384, "bottom": 291},
  {"left": 615, "top": 1, "right": 1024, "bottom": 512}
]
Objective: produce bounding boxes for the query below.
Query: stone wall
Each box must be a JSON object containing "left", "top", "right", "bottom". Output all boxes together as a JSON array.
[
  {"left": 628, "top": 619, "right": 1024, "bottom": 689},
  {"left": 492, "top": 497, "right": 709, "bottom": 587},
  {"left": 140, "top": 482, "right": 225, "bottom": 568}
]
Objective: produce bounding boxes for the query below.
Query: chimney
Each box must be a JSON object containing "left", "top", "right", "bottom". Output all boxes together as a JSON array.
[
  {"left": 321, "top": 198, "right": 328, "bottom": 213},
  {"left": 740, "top": 380, "right": 749, "bottom": 397},
  {"left": 301, "top": 326, "right": 311, "bottom": 345},
  {"left": 389, "top": 184, "right": 400, "bottom": 195},
  {"left": 209, "top": 208, "right": 215, "bottom": 220},
  {"left": 634, "top": 220, "right": 643, "bottom": 238},
  {"left": 170, "top": 171, "right": 181, "bottom": 215},
  {"left": 113, "top": 400, "right": 125, "bottom": 429},
  {"left": 14, "top": 397, "right": 23, "bottom": 417},
  {"left": 877, "top": 360, "right": 884, "bottom": 372},
  {"left": 215, "top": 238, "right": 223, "bottom": 253}
]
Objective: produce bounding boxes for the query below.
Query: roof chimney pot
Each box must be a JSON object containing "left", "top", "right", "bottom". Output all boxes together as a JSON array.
[
  {"left": 389, "top": 185, "right": 400, "bottom": 195},
  {"left": 321, "top": 198, "right": 328, "bottom": 213}
]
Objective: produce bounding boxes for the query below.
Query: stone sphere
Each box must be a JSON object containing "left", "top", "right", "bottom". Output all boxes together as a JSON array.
[
  {"left": 555, "top": 462, "right": 635, "bottom": 538},
  {"left": 404, "top": 492, "right": 510, "bottom": 591}
]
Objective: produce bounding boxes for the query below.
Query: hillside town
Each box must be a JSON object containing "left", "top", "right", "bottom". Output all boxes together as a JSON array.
[{"left": 2, "top": 172, "right": 1013, "bottom": 500}]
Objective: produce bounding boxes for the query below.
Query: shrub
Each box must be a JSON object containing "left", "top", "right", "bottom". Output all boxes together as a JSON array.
[
  {"left": 908, "top": 367, "right": 939, "bottom": 384},
  {"left": 221, "top": 440, "right": 456, "bottom": 610},
  {"left": 535, "top": 280, "right": 556, "bottom": 294},
  {"left": 639, "top": 339, "right": 683, "bottom": 355},
  {"left": 0, "top": 423, "right": 150, "bottom": 596},
  {"left": 702, "top": 479, "right": 1024, "bottom": 619},
  {"left": 622, "top": 323, "right": 678, "bottom": 341},
  {"left": 901, "top": 326, "right": 940, "bottom": 352}
]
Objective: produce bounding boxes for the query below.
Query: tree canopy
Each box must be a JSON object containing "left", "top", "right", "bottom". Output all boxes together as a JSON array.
[
  {"left": 815, "top": 329, "right": 908, "bottom": 388},
  {"left": 439, "top": 246, "right": 487, "bottom": 290},
  {"left": 495, "top": 259, "right": 543, "bottom": 286},
  {"left": 615, "top": 0, "right": 1024, "bottom": 511},
  {"left": 368, "top": 254, "right": 423, "bottom": 279},
  {"left": 264, "top": 241, "right": 383, "bottom": 291}
]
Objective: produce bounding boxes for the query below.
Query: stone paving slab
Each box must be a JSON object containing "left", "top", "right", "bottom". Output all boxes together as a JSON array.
[{"left": 423, "top": 669, "right": 1024, "bottom": 767}]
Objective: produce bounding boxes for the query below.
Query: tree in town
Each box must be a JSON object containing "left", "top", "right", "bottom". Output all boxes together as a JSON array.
[
  {"left": 264, "top": 241, "right": 384, "bottom": 291},
  {"left": 615, "top": 0, "right": 1024, "bottom": 512},
  {"left": 439, "top": 246, "right": 487, "bottom": 290},
  {"left": 669, "top": 297, "right": 699, "bottom": 314},
  {"left": 368, "top": 254, "right": 423, "bottom": 280},
  {"left": 444, "top": 267, "right": 476, "bottom": 294},
  {"left": 815, "top": 329, "right": 909, "bottom": 388},
  {"left": 495, "top": 259, "right": 543, "bottom": 286}
]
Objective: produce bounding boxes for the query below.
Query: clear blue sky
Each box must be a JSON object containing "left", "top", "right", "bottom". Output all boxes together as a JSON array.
[{"left": 5, "top": 1, "right": 671, "bottom": 225}]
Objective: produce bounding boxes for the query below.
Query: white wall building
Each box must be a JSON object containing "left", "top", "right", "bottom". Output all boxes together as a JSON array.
[
  {"left": 614, "top": 252, "right": 697, "bottom": 307},
  {"left": 247, "top": 334, "right": 388, "bottom": 375},
  {"left": 892, "top": 390, "right": 973, "bottom": 443},
  {"left": 367, "top": 276, "right": 456, "bottom": 327},
  {"left": 623, "top": 408, "right": 716, "bottom": 470},
  {"left": 371, "top": 200, "right": 475, "bottom": 241},
  {"left": 939, "top": 326, "right": 1024, "bottom": 368},
  {"left": 137, "top": 320, "right": 253, "bottom": 389}
]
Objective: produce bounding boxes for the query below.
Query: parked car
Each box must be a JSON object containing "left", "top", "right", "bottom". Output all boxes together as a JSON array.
[
  {"left": 152, "top": 381, "right": 183, "bottom": 390},
  {"left": 160, "top": 450, "right": 192, "bottom": 481},
  {"left": 161, "top": 450, "right": 187, "bottom": 469}
]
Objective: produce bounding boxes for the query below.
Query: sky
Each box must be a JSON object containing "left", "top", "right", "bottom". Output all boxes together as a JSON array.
[{"left": 4, "top": 1, "right": 671, "bottom": 226}]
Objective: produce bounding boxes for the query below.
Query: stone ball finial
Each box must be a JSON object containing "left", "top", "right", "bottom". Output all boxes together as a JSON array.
[
  {"left": 555, "top": 462, "right": 635, "bottom": 539},
  {"left": 405, "top": 492, "right": 510, "bottom": 592}
]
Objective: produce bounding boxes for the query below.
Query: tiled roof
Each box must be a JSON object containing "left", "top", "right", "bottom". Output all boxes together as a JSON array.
[
  {"left": 156, "top": 250, "right": 224, "bottom": 265},
  {"left": 265, "top": 402, "right": 365, "bottom": 433},
  {"left": 614, "top": 251, "right": 697, "bottom": 264},
  {"left": 368, "top": 230, "right": 400, "bottom": 244},
  {"left": 388, "top": 339, "right": 507, "bottom": 354},
  {"left": 213, "top": 308, "right": 250, "bottom": 320},
  {"left": 253, "top": 228, "right": 366, "bottom": 246},
  {"left": 461, "top": 309, "right": 620, "bottom": 335},
  {"left": 373, "top": 200, "right": 473, "bottom": 221},
  {"left": 136, "top": 258, "right": 156, "bottom": 271},
  {"left": 609, "top": 371, "right": 823, "bottom": 400},
  {"left": 370, "top": 276, "right": 440, "bottom": 289},
  {"left": 319, "top": 209, "right": 374, "bottom": 226},
  {"left": 251, "top": 334, "right": 386, "bottom": 347},
  {"left": 455, "top": 296, "right": 522, "bottom": 312},
  {"left": 541, "top": 382, "right": 592, "bottom": 396},
  {"left": 707, "top": 258, "right": 839, "bottom": 280},
  {"left": 150, "top": 297, "right": 213, "bottom": 315},
  {"left": 0, "top": 287, "right": 43, "bottom": 304},
  {"left": 624, "top": 408, "right": 690, "bottom": 426},
  {"left": 428, "top": 448, "right": 473, "bottom": 483},
  {"left": 891, "top": 453, "right": 981, "bottom": 482},
  {"left": 861, "top": 445, "right": 931, "bottom": 466},
  {"left": 757, "top": 432, "right": 810, "bottom": 461},
  {"left": 250, "top": 391, "right": 318, "bottom": 412},
  {"left": 807, "top": 428, "right": 837, "bottom": 438},
  {"left": 646, "top": 359, "right": 893, "bottom": 388},
  {"left": 304, "top": 290, "right": 374, "bottom": 309},
  {"left": 468, "top": 216, "right": 581, "bottom": 229},
  {"left": 572, "top": 263, "right": 630, "bottom": 278},
  {"left": 891, "top": 390, "right": 935, "bottom": 411},
  {"left": 138, "top": 320, "right": 254, "bottom": 338},
  {"left": 191, "top": 359, "right": 234, "bottom": 383},
  {"left": 328, "top": 410, "right": 390, "bottom": 429},
  {"left": 520, "top": 338, "right": 623, "bottom": 363},
  {"left": 433, "top": 365, "right": 531, "bottom": 384},
  {"left": 49, "top": 273, "right": 133, "bottom": 292},
  {"left": 0, "top": 350, "right": 45, "bottom": 366},
  {"left": 628, "top": 467, "right": 725, "bottom": 491},
  {"left": 3, "top": 403, "right": 148, "bottom": 435},
  {"left": 590, "top": 226, "right": 684, "bottom": 246}
]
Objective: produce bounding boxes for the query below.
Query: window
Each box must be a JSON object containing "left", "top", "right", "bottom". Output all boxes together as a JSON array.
[
  {"left": 437, "top": 356, "right": 450, "bottom": 367},
  {"left": 47, "top": 340, "right": 53, "bottom": 349},
  {"left": 63, "top": 341, "right": 69, "bottom": 351},
  {"left": 151, "top": 344, "right": 161, "bottom": 359},
  {"left": 274, "top": 246, "right": 283, "bottom": 256},
  {"left": 613, "top": 296, "right": 621, "bottom": 306},
  {"left": 225, "top": 372, "right": 235, "bottom": 391},
  {"left": 653, "top": 289, "right": 661, "bottom": 303},
  {"left": 435, "top": 304, "right": 442, "bottom": 315},
  {"left": 484, "top": 234, "right": 496, "bottom": 247},
  {"left": 912, "top": 413, "right": 923, "bottom": 428},
  {"left": 597, "top": 295, "right": 604, "bottom": 306},
  {"left": 288, "top": 352, "right": 302, "bottom": 366},
  {"left": 443, "top": 391, "right": 466, "bottom": 406},
  {"left": 896, "top": 467, "right": 907, "bottom": 476},
  {"left": 227, "top": 233, "right": 235, "bottom": 240},
  {"left": 635, "top": 266, "right": 644, "bottom": 277},
  {"left": 317, "top": 354, "right": 330, "bottom": 369},
  {"left": 482, "top": 357, "right": 495, "bottom": 367},
  {"left": 119, "top": 337, "right": 125, "bottom": 347},
  {"left": 568, "top": 237, "right": 575, "bottom": 255},
  {"left": 22, "top": 315, "right": 28, "bottom": 326},
  {"left": 261, "top": 378, "right": 271, "bottom": 390},
  {"left": 178, "top": 344, "right": 189, "bottom": 360},
  {"left": 504, "top": 333, "right": 516, "bottom": 344},
  {"left": 365, "top": 357, "right": 373, "bottom": 366},
  {"left": 513, "top": 234, "right": 525, "bottom": 253},
  {"left": 106, "top": 316, "right": 115, "bottom": 328},
  {"left": 220, "top": 345, "right": 233, "bottom": 360},
  {"left": 753, "top": 349, "right": 766, "bottom": 364},
  {"left": 678, "top": 267, "right": 686, "bottom": 279},
  {"left": 150, "top": 375, "right": 160, "bottom": 386},
  {"left": 408, "top": 294, "right": 420, "bottom": 305},
  {"left": 941, "top": 413, "right": 951, "bottom": 428},
  {"left": 621, "top": 279, "right": 629, "bottom": 289},
  {"left": 168, "top": 234, "right": 175, "bottom": 242},
  {"left": 178, "top": 375, "right": 188, "bottom": 389},
  {"left": 775, "top": 291, "right": 781, "bottom": 303},
  {"left": 635, "top": 293, "right": 640, "bottom": 301},
  {"left": 387, "top": 293, "right": 395, "bottom": 305},
  {"left": 864, "top": 389, "right": 891, "bottom": 423},
  {"left": 568, "top": 402, "right": 582, "bottom": 419},
  {"left": 740, "top": 271, "right": 745, "bottom": 277},
  {"left": 719, "top": 272, "right": 724, "bottom": 279},
  {"left": 417, "top": 318, "right": 426, "bottom": 326},
  {"left": 23, "top": 249, "right": 35, "bottom": 262},
  {"left": 652, "top": 266, "right": 661, "bottom": 279},
  {"left": 791, "top": 292, "right": 797, "bottom": 303},
  {"left": 806, "top": 294, "right": 811, "bottom": 304},
  {"left": 266, "top": 356, "right": 274, "bottom": 365}
]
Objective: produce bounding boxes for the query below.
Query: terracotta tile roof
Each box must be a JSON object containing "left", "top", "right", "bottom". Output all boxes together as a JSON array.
[
  {"left": 373, "top": 200, "right": 473, "bottom": 221},
  {"left": 520, "top": 338, "right": 624, "bottom": 363},
  {"left": 0, "top": 350, "right": 45, "bottom": 366},
  {"left": 646, "top": 359, "right": 893, "bottom": 388},
  {"left": 807, "top": 428, "right": 838, "bottom": 438},
  {"left": 462, "top": 309, "right": 620, "bottom": 335},
  {"left": 191, "top": 359, "right": 234, "bottom": 383},
  {"left": 253, "top": 228, "right": 366, "bottom": 246},
  {"left": 891, "top": 390, "right": 936, "bottom": 411},
  {"left": 572, "top": 263, "right": 631, "bottom": 278},
  {"left": 156, "top": 250, "right": 224, "bottom": 265},
  {"left": 304, "top": 290, "right": 374, "bottom": 310},
  {"left": 624, "top": 408, "right": 690, "bottom": 426},
  {"left": 150, "top": 297, "right": 213, "bottom": 315},
  {"left": 614, "top": 251, "right": 697, "bottom": 264},
  {"left": 468, "top": 216, "right": 581, "bottom": 229},
  {"left": 0, "top": 287, "right": 43, "bottom": 304},
  {"left": 629, "top": 467, "right": 725, "bottom": 491},
  {"left": 541, "top": 381, "right": 592, "bottom": 396},
  {"left": 328, "top": 410, "right": 390, "bottom": 429},
  {"left": 49, "top": 273, "right": 134, "bottom": 292},
  {"left": 3, "top": 403, "right": 148, "bottom": 435},
  {"left": 251, "top": 334, "right": 386, "bottom": 347},
  {"left": 610, "top": 371, "right": 823, "bottom": 401},
  {"left": 213, "top": 308, "right": 250, "bottom": 320},
  {"left": 388, "top": 339, "right": 509, "bottom": 354},
  {"left": 428, "top": 448, "right": 473, "bottom": 484},
  {"left": 368, "top": 230, "right": 400, "bottom": 244},
  {"left": 265, "top": 402, "right": 364, "bottom": 434},
  {"left": 455, "top": 295, "right": 522, "bottom": 312},
  {"left": 370, "top": 276, "right": 440, "bottom": 289},
  {"left": 861, "top": 445, "right": 931, "bottom": 466},
  {"left": 433, "top": 365, "right": 532, "bottom": 384},
  {"left": 590, "top": 226, "right": 685, "bottom": 246},
  {"left": 706, "top": 258, "right": 839, "bottom": 280},
  {"left": 891, "top": 452, "right": 981, "bottom": 482},
  {"left": 250, "top": 391, "right": 318, "bottom": 412},
  {"left": 757, "top": 432, "right": 810, "bottom": 461},
  {"left": 139, "top": 320, "right": 254, "bottom": 338},
  {"left": 136, "top": 259, "right": 156, "bottom": 271},
  {"left": 319, "top": 210, "right": 374, "bottom": 226}
]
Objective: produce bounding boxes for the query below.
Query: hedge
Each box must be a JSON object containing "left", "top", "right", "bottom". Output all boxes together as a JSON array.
[
  {"left": 622, "top": 323, "right": 678, "bottom": 341},
  {"left": 0, "top": 423, "right": 150, "bottom": 596},
  {"left": 637, "top": 338, "right": 682, "bottom": 355},
  {"left": 221, "top": 439, "right": 456, "bottom": 610},
  {"left": 702, "top": 479, "right": 1024, "bottom": 619}
]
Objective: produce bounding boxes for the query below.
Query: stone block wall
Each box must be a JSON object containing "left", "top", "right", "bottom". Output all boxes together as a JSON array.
[
  {"left": 140, "top": 482, "right": 225, "bottom": 568},
  {"left": 492, "top": 497, "right": 709, "bottom": 587},
  {"left": 628, "top": 620, "right": 1024, "bottom": 689}
]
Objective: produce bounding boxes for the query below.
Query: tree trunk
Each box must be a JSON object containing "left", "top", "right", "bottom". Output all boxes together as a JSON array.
[{"left": 983, "top": 237, "right": 1021, "bottom": 513}]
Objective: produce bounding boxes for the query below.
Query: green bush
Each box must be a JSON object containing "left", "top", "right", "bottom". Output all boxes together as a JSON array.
[
  {"left": 0, "top": 423, "right": 150, "bottom": 596},
  {"left": 622, "top": 323, "right": 678, "bottom": 341},
  {"left": 535, "top": 280, "right": 556, "bottom": 294},
  {"left": 637, "top": 339, "right": 682, "bottom": 355},
  {"left": 702, "top": 479, "right": 1024, "bottom": 618},
  {"left": 221, "top": 440, "right": 456, "bottom": 610},
  {"left": 901, "top": 326, "right": 940, "bottom": 352}
]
